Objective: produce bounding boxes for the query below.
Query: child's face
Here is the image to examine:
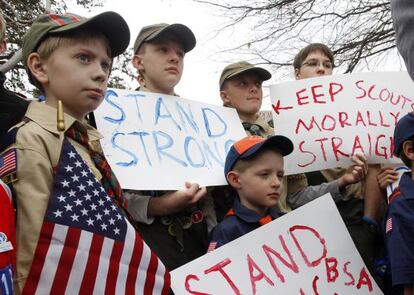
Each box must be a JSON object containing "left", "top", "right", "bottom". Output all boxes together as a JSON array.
[
  {"left": 230, "top": 150, "right": 284, "bottom": 216},
  {"left": 133, "top": 39, "right": 184, "bottom": 95},
  {"left": 220, "top": 72, "right": 263, "bottom": 118},
  {"left": 295, "top": 50, "right": 333, "bottom": 80},
  {"left": 39, "top": 37, "right": 111, "bottom": 121}
]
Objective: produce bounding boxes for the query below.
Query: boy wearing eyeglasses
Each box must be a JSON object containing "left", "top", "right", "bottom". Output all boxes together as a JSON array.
[{"left": 293, "top": 43, "right": 334, "bottom": 79}]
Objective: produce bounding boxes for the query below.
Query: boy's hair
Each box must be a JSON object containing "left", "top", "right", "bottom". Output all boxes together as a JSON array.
[
  {"left": 293, "top": 43, "right": 335, "bottom": 70},
  {"left": 393, "top": 112, "right": 414, "bottom": 168},
  {"left": 232, "top": 146, "right": 283, "bottom": 173},
  {"left": 0, "top": 13, "right": 6, "bottom": 42},
  {"left": 36, "top": 29, "right": 111, "bottom": 61},
  {"left": 219, "top": 61, "right": 271, "bottom": 91},
  {"left": 224, "top": 135, "right": 293, "bottom": 178},
  {"left": 22, "top": 12, "right": 130, "bottom": 88},
  {"left": 133, "top": 23, "right": 196, "bottom": 54}
]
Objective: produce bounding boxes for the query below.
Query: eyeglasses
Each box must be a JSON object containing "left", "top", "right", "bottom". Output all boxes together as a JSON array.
[{"left": 301, "top": 59, "right": 334, "bottom": 69}]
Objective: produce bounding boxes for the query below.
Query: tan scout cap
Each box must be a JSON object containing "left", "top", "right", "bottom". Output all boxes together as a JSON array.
[
  {"left": 219, "top": 61, "right": 272, "bottom": 88},
  {"left": 133, "top": 23, "right": 196, "bottom": 53}
]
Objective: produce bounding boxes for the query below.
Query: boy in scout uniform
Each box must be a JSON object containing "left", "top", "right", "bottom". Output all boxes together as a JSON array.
[
  {"left": 386, "top": 112, "right": 414, "bottom": 295},
  {"left": 0, "top": 11, "right": 131, "bottom": 292},
  {"left": 125, "top": 23, "right": 212, "bottom": 271},
  {"left": 217, "top": 61, "right": 367, "bottom": 217}
]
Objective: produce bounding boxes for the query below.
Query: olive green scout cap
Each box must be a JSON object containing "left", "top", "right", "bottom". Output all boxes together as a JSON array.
[
  {"left": 133, "top": 23, "right": 196, "bottom": 53},
  {"left": 219, "top": 61, "right": 272, "bottom": 88},
  {"left": 22, "top": 11, "right": 130, "bottom": 67}
]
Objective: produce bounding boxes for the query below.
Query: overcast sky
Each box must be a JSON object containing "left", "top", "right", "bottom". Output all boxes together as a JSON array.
[{"left": 67, "top": 0, "right": 407, "bottom": 110}]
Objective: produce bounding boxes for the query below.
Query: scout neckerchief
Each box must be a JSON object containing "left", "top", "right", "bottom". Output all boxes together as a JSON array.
[
  {"left": 242, "top": 122, "right": 264, "bottom": 137},
  {"left": 225, "top": 208, "right": 273, "bottom": 225}
]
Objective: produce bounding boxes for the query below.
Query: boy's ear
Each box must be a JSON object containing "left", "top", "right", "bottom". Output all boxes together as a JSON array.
[
  {"left": 132, "top": 54, "right": 144, "bottom": 71},
  {"left": 220, "top": 90, "right": 231, "bottom": 107},
  {"left": 27, "top": 52, "right": 48, "bottom": 84},
  {"left": 226, "top": 171, "right": 241, "bottom": 189},
  {"left": 294, "top": 68, "right": 300, "bottom": 80},
  {"left": 402, "top": 140, "right": 414, "bottom": 162}
]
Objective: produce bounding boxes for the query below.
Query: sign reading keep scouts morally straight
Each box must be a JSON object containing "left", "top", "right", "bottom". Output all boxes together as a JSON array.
[
  {"left": 94, "top": 89, "right": 246, "bottom": 190},
  {"left": 170, "top": 194, "right": 383, "bottom": 294},
  {"left": 270, "top": 71, "right": 413, "bottom": 175}
]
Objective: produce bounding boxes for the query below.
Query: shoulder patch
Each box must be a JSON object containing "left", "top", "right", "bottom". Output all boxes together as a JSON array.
[{"left": 0, "top": 149, "right": 17, "bottom": 180}]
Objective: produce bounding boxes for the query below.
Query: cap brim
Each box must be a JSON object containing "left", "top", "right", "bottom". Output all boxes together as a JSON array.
[
  {"left": 51, "top": 11, "right": 130, "bottom": 57},
  {"left": 227, "top": 66, "right": 272, "bottom": 82},
  {"left": 241, "top": 135, "right": 294, "bottom": 159},
  {"left": 151, "top": 23, "right": 196, "bottom": 53}
]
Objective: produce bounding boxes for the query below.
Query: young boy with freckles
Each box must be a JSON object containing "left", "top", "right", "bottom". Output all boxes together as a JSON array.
[
  {"left": 0, "top": 12, "right": 133, "bottom": 292},
  {"left": 209, "top": 135, "right": 293, "bottom": 248},
  {"left": 124, "top": 23, "right": 213, "bottom": 271}
]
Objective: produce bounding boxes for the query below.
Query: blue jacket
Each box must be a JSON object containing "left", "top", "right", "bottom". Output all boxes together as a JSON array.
[
  {"left": 208, "top": 197, "right": 283, "bottom": 250},
  {"left": 385, "top": 172, "right": 414, "bottom": 287}
]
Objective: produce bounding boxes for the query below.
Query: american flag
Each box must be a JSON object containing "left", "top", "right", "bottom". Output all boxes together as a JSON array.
[
  {"left": 386, "top": 217, "right": 393, "bottom": 234},
  {"left": 0, "top": 149, "right": 17, "bottom": 178},
  {"left": 207, "top": 242, "right": 217, "bottom": 253},
  {"left": 22, "top": 138, "right": 170, "bottom": 294}
]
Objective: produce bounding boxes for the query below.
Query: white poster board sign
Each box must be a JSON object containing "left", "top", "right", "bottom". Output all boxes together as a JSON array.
[
  {"left": 270, "top": 71, "right": 413, "bottom": 175},
  {"left": 94, "top": 89, "right": 246, "bottom": 190},
  {"left": 171, "top": 194, "right": 382, "bottom": 294}
]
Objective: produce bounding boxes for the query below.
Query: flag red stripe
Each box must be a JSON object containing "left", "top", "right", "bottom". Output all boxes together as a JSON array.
[
  {"left": 50, "top": 227, "right": 81, "bottom": 294},
  {"left": 104, "top": 240, "right": 124, "bottom": 295},
  {"left": 161, "top": 270, "right": 171, "bottom": 295},
  {"left": 79, "top": 234, "right": 104, "bottom": 294},
  {"left": 125, "top": 234, "right": 144, "bottom": 295},
  {"left": 143, "top": 252, "right": 158, "bottom": 295},
  {"left": 21, "top": 222, "right": 55, "bottom": 295}
]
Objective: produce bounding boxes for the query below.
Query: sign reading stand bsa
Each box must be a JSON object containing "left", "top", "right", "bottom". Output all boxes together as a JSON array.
[
  {"left": 94, "top": 89, "right": 246, "bottom": 190},
  {"left": 170, "top": 194, "right": 383, "bottom": 295}
]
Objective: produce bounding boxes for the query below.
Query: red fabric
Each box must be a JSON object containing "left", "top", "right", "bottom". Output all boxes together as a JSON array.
[{"left": 0, "top": 182, "right": 16, "bottom": 271}]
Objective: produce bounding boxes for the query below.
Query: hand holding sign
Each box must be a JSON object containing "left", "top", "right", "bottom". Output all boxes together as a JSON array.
[
  {"left": 94, "top": 89, "right": 246, "bottom": 190},
  {"left": 270, "top": 72, "right": 413, "bottom": 175},
  {"left": 336, "top": 154, "right": 368, "bottom": 188},
  {"left": 148, "top": 182, "right": 207, "bottom": 216}
]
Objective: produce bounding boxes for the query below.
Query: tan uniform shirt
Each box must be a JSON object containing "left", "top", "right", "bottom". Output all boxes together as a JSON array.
[{"left": 6, "top": 102, "right": 103, "bottom": 293}]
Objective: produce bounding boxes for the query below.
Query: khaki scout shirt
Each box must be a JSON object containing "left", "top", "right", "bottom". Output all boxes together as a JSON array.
[{"left": 6, "top": 102, "right": 103, "bottom": 293}]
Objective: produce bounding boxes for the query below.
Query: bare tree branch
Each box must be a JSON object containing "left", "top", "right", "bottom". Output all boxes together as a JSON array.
[{"left": 193, "top": 0, "right": 396, "bottom": 76}]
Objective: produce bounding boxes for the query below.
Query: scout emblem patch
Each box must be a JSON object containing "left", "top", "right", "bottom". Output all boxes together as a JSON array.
[{"left": 191, "top": 210, "right": 204, "bottom": 224}]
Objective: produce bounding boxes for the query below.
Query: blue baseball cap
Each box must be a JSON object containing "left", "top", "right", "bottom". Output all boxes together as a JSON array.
[
  {"left": 224, "top": 135, "right": 294, "bottom": 177},
  {"left": 394, "top": 112, "right": 414, "bottom": 156}
]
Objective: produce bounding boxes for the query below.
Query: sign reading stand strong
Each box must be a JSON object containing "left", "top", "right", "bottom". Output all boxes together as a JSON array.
[{"left": 94, "top": 89, "right": 246, "bottom": 190}]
